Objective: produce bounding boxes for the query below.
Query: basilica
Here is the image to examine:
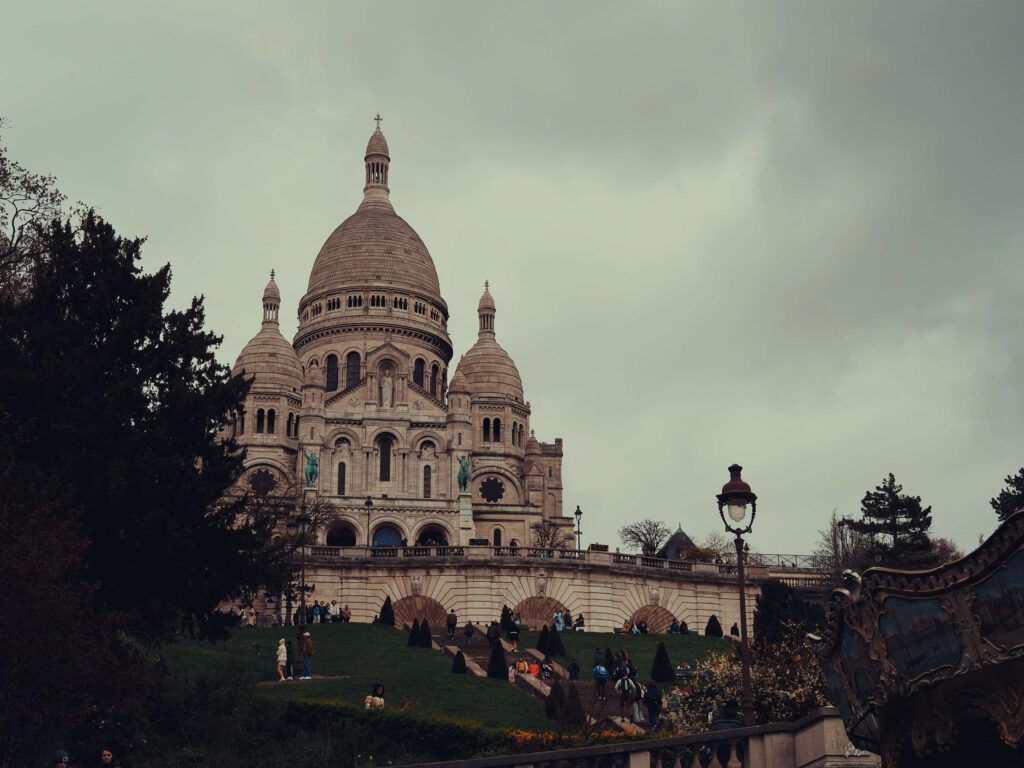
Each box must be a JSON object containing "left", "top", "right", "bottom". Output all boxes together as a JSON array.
[{"left": 228, "top": 123, "right": 572, "bottom": 550}]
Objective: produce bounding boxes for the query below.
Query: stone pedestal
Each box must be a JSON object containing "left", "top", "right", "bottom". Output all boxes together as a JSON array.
[{"left": 458, "top": 492, "right": 474, "bottom": 545}]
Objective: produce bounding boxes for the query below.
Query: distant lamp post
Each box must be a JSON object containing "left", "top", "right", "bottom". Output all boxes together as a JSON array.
[
  {"left": 287, "top": 504, "right": 313, "bottom": 626},
  {"left": 716, "top": 463, "right": 758, "bottom": 727},
  {"left": 364, "top": 495, "right": 374, "bottom": 547},
  {"left": 574, "top": 505, "right": 583, "bottom": 550}
]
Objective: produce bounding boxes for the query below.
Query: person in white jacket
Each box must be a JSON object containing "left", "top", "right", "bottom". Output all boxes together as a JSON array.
[{"left": 276, "top": 638, "right": 287, "bottom": 682}]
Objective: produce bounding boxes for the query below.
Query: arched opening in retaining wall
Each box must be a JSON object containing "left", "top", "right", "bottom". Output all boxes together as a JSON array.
[
  {"left": 624, "top": 605, "right": 678, "bottom": 634},
  {"left": 393, "top": 595, "right": 448, "bottom": 630},
  {"left": 513, "top": 596, "right": 568, "bottom": 631}
]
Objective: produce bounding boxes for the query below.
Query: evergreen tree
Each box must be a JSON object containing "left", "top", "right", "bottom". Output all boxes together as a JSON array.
[
  {"left": 486, "top": 644, "right": 508, "bottom": 679},
  {"left": 379, "top": 595, "right": 395, "bottom": 626},
  {"left": 0, "top": 212, "right": 280, "bottom": 639},
  {"left": 845, "top": 473, "right": 933, "bottom": 567},
  {"left": 562, "top": 683, "right": 587, "bottom": 728},
  {"left": 651, "top": 641, "right": 675, "bottom": 683},
  {"left": 705, "top": 615, "right": 723, "bottom": 637},
  {"left": 451, "top": 650, "right": 467, "bottom": 674},
  {"left": 991, "top": 468, "right": 1024, "bottom": 522},
  {"left": 408, "top": 618, "right": 420, "bottom": 647},
  {"left": 754, "top": 579, "right": 825, "bottom": 646},
  {"left": 419, "top": 618, "right": 433, "bottom": 648},
  {"left": 536, "top": 624, "right": 550, "bottom": 654},
  {"left": 547, "top": 625, "right": 566, "bottom": 657},
  {"left": 544, "top": 677, "right": 567, "bottom": 720}
]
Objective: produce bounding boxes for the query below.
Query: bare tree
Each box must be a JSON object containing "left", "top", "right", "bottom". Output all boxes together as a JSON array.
[
  {"left": 618, "top": 519, "right": 671, "bottom": 553},
  {"left": 813, "top": 509, "right": 871, "bottom": 575},
  {"left": 530, "top": 518, "right": 573, "bottom": 549}
]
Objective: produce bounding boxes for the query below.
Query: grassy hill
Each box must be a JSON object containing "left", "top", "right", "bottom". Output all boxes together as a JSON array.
[{"left": 160, "top": 623, "right": 733, "bottom": 732}]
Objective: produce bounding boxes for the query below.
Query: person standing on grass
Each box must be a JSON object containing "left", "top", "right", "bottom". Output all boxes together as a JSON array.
[
  {"left": 446, "top": 608, "right": 458, "bottom": 640},
  {"left": 276, "top": 638, "right": 287, "bottom": 681},
  {"left": 364, "top": 682, "right": 385, "bottom": 709},
  {"left": 301, "top": 631, "right": 314, "bottom": 679}
]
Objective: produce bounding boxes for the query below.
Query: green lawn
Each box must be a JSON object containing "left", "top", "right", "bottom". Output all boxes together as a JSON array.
[
  {"left": 160, "top": 623, "right": 550, "bottom": 730},
  {"left": 520, "top": 629, "right": 733, "bottom": 679}
]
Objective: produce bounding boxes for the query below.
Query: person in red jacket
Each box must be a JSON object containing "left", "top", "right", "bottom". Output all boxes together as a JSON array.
[{"left": 300, "top": 632, "right": 314, "bottom": 679}]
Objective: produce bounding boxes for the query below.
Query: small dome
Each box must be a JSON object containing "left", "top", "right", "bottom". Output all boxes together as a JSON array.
[
  {"left": 366, "top": 129, "right": 389, "bottom": 158},
  {"left": 525, "top": 430, "right": 541, "bottom": 455},
  {"left": 233, "top": 326, "right": 302, "bottom": 391},
  {"left": 478, "top": 281, "right": 495, "bottom": 312},
  {"left": 454, "top": 335, "right": 524, "bottom": 401},
  {"left": 263, "top": 271, "right": 281, "bottom": 303},
  {"left": 448, "top": 367, "right": 472, "bottom": 394}
]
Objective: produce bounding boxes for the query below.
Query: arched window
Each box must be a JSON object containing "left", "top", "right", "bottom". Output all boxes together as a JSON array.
[
  {"left": 378, "top": 435, "right": 393, "bottom": 482},
  {"left": 372, "top": 524, "right": 402, "bottom": 547},
  {"left": 267, "top": 409, "right": 276, "bottom": 434},
  {"left": 325, "top": 354, "right": 339, "bottom": 391},
  {"left": 493, "top": 418, "right": 502, "bottom": 443},
  {"left": 493, "top": 528, "right": 502, "bottom": 547},
  {"left": 482, "top": 418, "right": 490, "bottom": 442},
  {"left": 345, "top": 351, "right": 361, "bottom": 389},
  {"left": 335, "top": 461, "right": 346, "bottom": 495},
  {"left": 294, "top": 416, "right": 300, "bottom": 437},
  {"left": 286, "top": 413, "right": 293, "bottom": 437},
  {"left": 423, "top": 465, "right": 431, "bottom": 499},
  {"left": 256, "top": 409, "right": 265, "bottom": 434},
  {"left": 430, "top": 363, "right": 439, "bottom": 398},
  {"left": 413, "top": 359, "right": 425, "bottom": 387},
  {"left": 326, "top": 522, "right": 356, "bottom": 547}
]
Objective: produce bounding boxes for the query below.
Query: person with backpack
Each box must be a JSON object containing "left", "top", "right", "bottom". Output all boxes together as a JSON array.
[
  {"left": 591, "top": 658, "right": 609, "bottom": 701},
  {"left": 486, "top": 620, "right": 501, "bottom": 648},
  {"left": 643, "top": 681, "right": 663, "bottom": 728}
]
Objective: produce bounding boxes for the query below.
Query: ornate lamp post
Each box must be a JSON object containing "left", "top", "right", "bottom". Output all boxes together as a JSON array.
[
  {"left": 287, "top": 503, "right": 313, "bottom": 626},
  {"left": 364, "top": 495, "right": 374, "bottom": 547},
  {"left": 716, "top": 463, "right": 758, "bottom": 727},
  {"left": 574, "top": 505, "right": 583, "bottom": 550}
]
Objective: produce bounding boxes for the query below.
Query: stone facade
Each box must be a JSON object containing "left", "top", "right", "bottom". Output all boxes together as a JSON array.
[{"left": 228, "top": 124, "right": 571, "bottom": 551}]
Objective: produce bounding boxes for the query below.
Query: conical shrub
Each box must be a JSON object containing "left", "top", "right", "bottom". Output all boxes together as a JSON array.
[
  {"left": 545, "top": 677, "right": 567, "bottom": 720},
  {"left": 408, "top": 618, "right": 420, "bottom": 647},
  {"left": 379, "top": 595, "right": 395, "bottom": 626},
  {"left": 651, "top": 641, "right": 675, "bottom": 682},
  {"left": 419, "top": 618, "right": 433, "bottom": 648},
  {"left": 451, "top": 650, "right": 467, "bottom": 674},
  {"left": 486, "top": 643, "right": 508, "bottom": 679},
  {"left": 547, "top": 625, "right": 566, "bottom": 657},
  {"left": 562, "top": 683, "right": 587, "bottom": 728},
  {"left": 536, "top": 624, "right": 550, "bottom": 654},
  {"left": 705, "top": 614, "right": 723, "bottom": 638}
]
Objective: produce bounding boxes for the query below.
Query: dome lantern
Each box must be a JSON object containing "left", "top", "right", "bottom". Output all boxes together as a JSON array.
[
  {"left": 478, "top": 280, "right": 496, "bottom": 336},
  {"left": 362, "top": 113, "right": 391, "bottom": 208},
  {"left": 262, "top": 269, "right": 280, "bottom": 325}
]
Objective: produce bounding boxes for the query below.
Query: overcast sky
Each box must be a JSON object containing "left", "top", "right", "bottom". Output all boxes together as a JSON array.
[{"left": 5, "top": 1, "right": 1023, "bottom": 555}]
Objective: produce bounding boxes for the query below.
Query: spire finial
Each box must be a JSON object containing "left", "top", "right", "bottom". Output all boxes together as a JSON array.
[
  {"left": 270, "top": 269, "right": 275, "bottom": 279},
  {"left": 484, "top": 279, "right": 489, "bottom": 291},
  {"left": 374, "top": 113, "right": 382, "bottom": 130}
]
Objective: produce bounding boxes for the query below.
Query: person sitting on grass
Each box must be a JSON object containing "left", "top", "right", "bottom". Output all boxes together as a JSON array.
[{"left": 364, "top": 682, "right": 385, "bottom": 709}]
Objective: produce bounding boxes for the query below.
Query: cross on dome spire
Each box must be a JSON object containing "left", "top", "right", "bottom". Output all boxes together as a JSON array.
[{"left": 374, "top": 113, "right": 382, "bottom": 130}]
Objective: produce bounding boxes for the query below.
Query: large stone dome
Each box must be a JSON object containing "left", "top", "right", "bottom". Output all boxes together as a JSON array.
[
  {"left": 303, "top": 126, "right": 443, "bottom": 306},
  {"left": 233, "top": 273, "right": 302, "bottom": 391}
]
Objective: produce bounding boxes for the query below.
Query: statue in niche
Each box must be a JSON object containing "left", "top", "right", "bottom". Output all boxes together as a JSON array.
[
  {"left": 304, "top": 449, "right": 319, "bottom": 486},
  {"left": 457, "top": 455, "right": 471, "bottom": 493},
  {"left": 421, "top": 442, "right": 435, "bottom": 460},
  {"left": 380, "top": 369, "right": 394, "bottom": 407}
]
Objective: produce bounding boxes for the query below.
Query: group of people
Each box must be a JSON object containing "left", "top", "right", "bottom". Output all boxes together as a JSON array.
[
  {"left": 591, "top": 648, "right": 663, "bottom": 727},
  {"left": 293, "top": 600, "right": 352, "bottom": 625},
  {"left": 275, "top": 630, "right": 316, "bottom": 681},
  {"left": 552, "top": 608, "right": 585, "bottom": 632}
]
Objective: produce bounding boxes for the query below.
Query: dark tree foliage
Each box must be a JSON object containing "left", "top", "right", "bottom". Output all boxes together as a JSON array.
[
  {"left": 536, "top": 624, "right": 550, "bottom": 654},
  {"left": 604, "top": 647, "right": 615, "bottom": 670},
  {"left": 486, "top": 644, "right": 508, "bottom": 679},
  {"left": 753, "top": 580, "right": 826, "bottom": 647},
  {"left": 651, "top": 641, "right": 675, "bottom": 683},
  {"left": 561, "top": 683, "right": 587, "bottom": 728},
  {"left": 379, "top": 596, "right": 395, "bottom": 626},
  {"left": 991, "top": 468, "right": 1024, "bottom": 522},
  {"left": 0, "top": 491, "right": 145, "bottom": 764},
  {"left": 451, "top": 651, "right": 467, "bottom": 674},
  {"left": 844, "top": 473, "right": 933, "bottom": 568},
  {"left": 408, "top": 618, "right": 420, "bottom": 647},
  {"left": 419, "top": 619, "right": 433, "bottom": 648},
  {"left": 705, "top": 615, "right": 724, "bottom": 638},
  {"left": 547, "top": 625, "right": 566, "bottom": 657},
  {"left": 544, "top": 677, "right": 567, "bottom": 720},
  {"left": 0, "top": 212, "right": 290, "bottom": 641}
]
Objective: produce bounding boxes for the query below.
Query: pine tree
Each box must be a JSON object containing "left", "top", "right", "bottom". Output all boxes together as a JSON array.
[
  {"left": 651, "top": 641, "right": 675, "bottom": 682},
  {"left": 486, "top": 644, "right": 508, "bottom": 679},
  {"left": 991, "top": 468, "right": 1024, "bottom": 522},
  {"left": 536, "top": 624, "right": 550, "bottom": 654},
  {"left": 408, "top": 618, "right": 420, "bottom": 647},
  {"left": 419, "top": 618, "right": 433, "bottom": 648},
  {"left": 379, "top": 595, "right": 395, "bottom": 626},
  {"left": 705, "top": 615, "right": 723, "bottom": 637},
  {"left": 451, "top": 651, "right": 467, "bottom": 674},
  {"left": 547, "top": 625, "right": 566, "bottom": 657},
  {"left": 845, "top": 473, "right": 933, "bottom": 567}
]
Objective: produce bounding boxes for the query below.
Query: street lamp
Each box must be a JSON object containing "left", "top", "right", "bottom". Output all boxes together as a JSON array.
[
  {"left": 574, "top": 505, "right": 583, "bottom": 550},
  {"left": 287, "top": 504, "right": 313, "bottom": 626},
  {"left": 716, "top": 463, "right": 758, "bottom": 727},
  {"left": 364, "top": 496, "right": 374, "bottom": 548}
]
